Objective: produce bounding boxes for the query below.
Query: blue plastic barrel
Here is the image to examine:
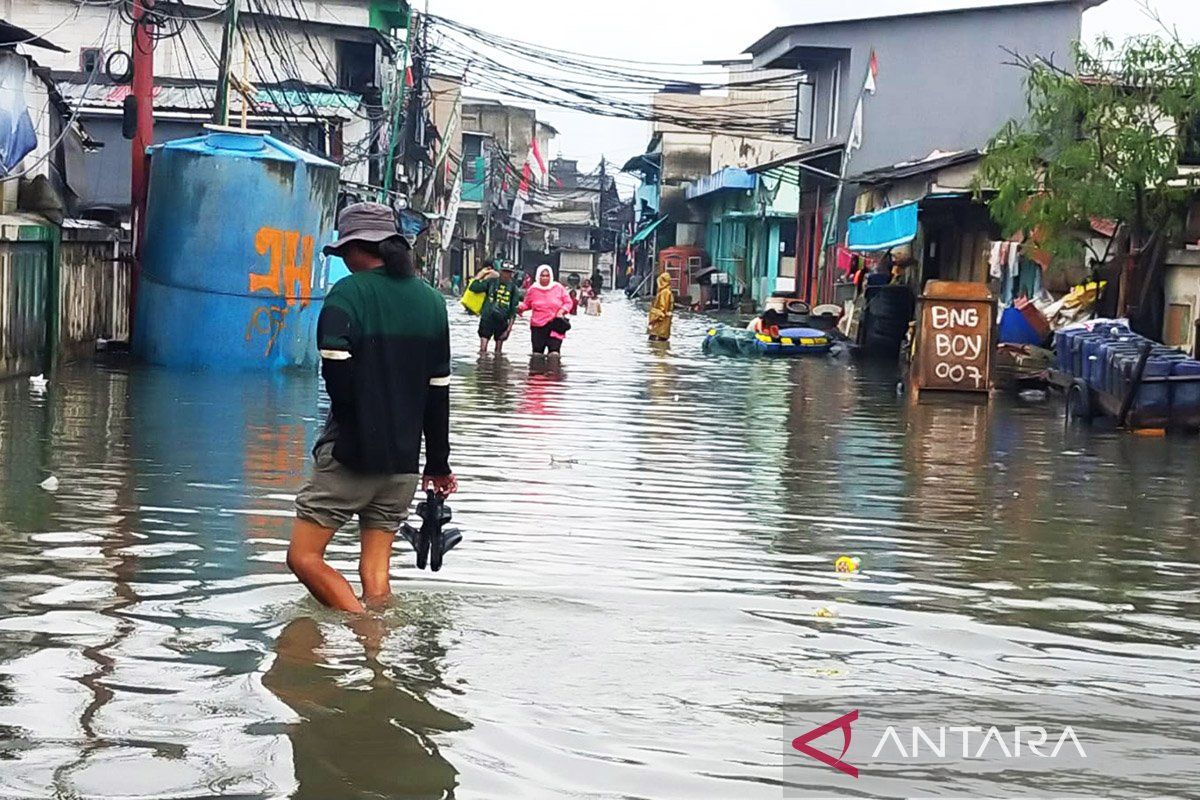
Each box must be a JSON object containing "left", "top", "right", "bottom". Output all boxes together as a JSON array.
[
  {"left": 1172, "top": 360, "right": 1200, "bottom": 428},
  {"left": 1101, "top": 341, "right": 1143, "bottom": 394},
  {"left": 134, "top": 128, "right": 339, "bottom": 370}
]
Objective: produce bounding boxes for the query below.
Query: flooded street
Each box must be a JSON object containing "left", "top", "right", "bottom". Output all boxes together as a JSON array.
[{"left": 1, "top": 296, "right": 1199, "bottom": 799}]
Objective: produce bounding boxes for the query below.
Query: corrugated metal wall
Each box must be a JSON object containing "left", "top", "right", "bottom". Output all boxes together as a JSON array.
[
  {"left": 0, "top": 242, "right": 50, "bottom": 379},
  {"left": 59, "top": 240, "right": 129, "bottom": 362},
  {"left": 1, "top": 234, "right": 130, "bottom": 381}
]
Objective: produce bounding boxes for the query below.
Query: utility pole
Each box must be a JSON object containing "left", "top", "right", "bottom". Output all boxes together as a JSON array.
[
  {"left": 380, "top": 11, "right": 416, "bottom": 201},
  {"left": 212, "top": 0, "right": 240, "bottom": 125},
  {"left": 597, "top": 156, "right": 607, "bottom": 285},
  {"left": 130, "top": 0, "right": 156, "bottom": 334}
]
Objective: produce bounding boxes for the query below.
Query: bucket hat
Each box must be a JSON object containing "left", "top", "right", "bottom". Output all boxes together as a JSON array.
[{"left": 323, "top": 202, "right": 408, "bottom": 255}]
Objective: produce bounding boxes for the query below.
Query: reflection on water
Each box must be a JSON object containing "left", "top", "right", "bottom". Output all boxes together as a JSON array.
[
  {"left": 264, "top": 605, "right": 467, "bottom": 799},
  {"left": 0, "top": 297, "right": 1198, "bottom": 798}
]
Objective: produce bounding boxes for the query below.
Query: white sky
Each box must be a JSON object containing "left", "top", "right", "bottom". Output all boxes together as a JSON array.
[{"left": 429, "top": 0, "right": 1200, "bottom": 178}]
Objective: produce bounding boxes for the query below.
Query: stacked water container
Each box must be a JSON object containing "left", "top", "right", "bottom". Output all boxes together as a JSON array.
[{"left": 1054, "top": 323, "right": 1200, "bottom": 427}]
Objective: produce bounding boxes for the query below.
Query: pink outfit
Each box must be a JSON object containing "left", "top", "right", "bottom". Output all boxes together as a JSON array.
[{"left": 519, "top": 266, "right": 573, "bottom": 327}]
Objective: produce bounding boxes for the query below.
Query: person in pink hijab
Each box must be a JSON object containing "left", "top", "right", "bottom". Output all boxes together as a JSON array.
[{"left": 518, "top": 265, "right": 573, "bottom": 356}]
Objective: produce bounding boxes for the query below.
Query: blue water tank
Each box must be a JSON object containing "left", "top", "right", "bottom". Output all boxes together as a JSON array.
[{"left": 134, "top": 128, "right": 339, "bottom": 370}]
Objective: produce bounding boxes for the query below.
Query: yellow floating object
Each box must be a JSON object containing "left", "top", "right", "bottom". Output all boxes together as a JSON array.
[
  {"left": 835, "top": 556, "right": 861, "bottom": 573},
  {"left": 815, "top": 605, "right": 838, "bottom": 618}
]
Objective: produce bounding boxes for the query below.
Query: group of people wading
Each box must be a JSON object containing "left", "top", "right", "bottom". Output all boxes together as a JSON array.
[
  {"left": 468, "top": 261, "right": 608, "bottom": 358},
  {"left": 286, "top": 201, "right": 681, "bottom": 613},
  {"left": 469, "top": 260, "right": 679, "bottom": 353}
]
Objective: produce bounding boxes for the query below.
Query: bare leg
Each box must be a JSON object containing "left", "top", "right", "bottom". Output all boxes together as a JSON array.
[
  {"left": 287, "top": 518, "right": 365, "bottom": 613},
  {"left": 479, "top": 337, "right": 488, "bottom": 355},
  {"left": 359, "top": 528, "right": 396, "bottom": 608}
]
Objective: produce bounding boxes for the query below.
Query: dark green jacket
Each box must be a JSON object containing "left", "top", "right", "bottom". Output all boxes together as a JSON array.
[
  {"left": 316, "top": 269, "right": 450, "bottom": 476},
  {"left": 469, "top": 275, "right": 522, "bottom": 321}
]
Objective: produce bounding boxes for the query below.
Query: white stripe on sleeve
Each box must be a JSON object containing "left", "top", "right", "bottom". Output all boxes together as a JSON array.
[
  {"left": 320, "top": 349, "right": 352, "bottom": 361},
  {"left": 429, "top": 375, "right": 451, "bottom": 387}
]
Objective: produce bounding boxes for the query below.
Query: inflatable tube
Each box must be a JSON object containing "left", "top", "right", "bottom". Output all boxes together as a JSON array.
[{"left": 754, "top": 327, "right": 833, "bottom": 355}]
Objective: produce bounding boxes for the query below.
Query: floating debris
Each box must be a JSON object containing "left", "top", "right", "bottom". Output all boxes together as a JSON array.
[
  {"left": 835, "top": 556, "right": 861, "bottom": 573},
  {"left": 39, "top": 476, "right": 59, "bottom": 492},
  {"left": 29, "top": 374, "right": 48, "bottom": 393},
  {"left": 815, "top": 605, "right": 839, "bottom": 618}
]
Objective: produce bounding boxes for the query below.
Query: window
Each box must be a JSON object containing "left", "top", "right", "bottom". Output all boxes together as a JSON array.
[
  {"left": 80, "top": 47, "right": 103, "bottom": 75},
  {"left": 827, "top": 61, "right": 841, "bottom": 140},
  {"left": 795, "top": 79, "right": 815, "bottom": 142},
  {"left": 336, "top": 40, "right": 376, "bottom": 94}
]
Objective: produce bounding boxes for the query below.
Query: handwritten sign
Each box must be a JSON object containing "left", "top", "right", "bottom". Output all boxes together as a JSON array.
[{"left": 913, "top": 281, "right": 994, "bottom": 394}]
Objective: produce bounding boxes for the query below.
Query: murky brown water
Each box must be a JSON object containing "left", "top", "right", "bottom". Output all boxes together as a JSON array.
[{"left": 1, "top": 296, "right": 1198, "bottom": 798}]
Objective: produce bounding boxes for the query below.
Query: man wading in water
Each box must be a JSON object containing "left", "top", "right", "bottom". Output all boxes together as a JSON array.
[{"left": 288, "top": 203, "right": 457, "bottom": 613}]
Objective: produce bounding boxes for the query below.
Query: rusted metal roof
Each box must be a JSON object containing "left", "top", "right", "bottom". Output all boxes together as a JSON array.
[{"left": 852, "top": 149, "right": 982, "bottom": 186}]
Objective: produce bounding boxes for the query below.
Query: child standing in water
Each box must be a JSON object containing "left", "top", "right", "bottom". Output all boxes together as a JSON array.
[{"left": 647, "top": 271, "right": 674, "bottom": 342}]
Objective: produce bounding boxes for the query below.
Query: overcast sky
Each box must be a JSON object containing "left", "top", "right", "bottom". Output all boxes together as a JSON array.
[{"left": 429, "top": 0, "right": 1200, "bottom": 180}]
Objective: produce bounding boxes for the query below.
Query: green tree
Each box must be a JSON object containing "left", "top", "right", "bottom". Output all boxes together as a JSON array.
[{"left": 979, "top": 33, "right": 1200, "bottom": 325}]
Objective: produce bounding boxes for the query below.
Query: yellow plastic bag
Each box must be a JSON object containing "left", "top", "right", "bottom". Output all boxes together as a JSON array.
[{"left": 461, "top": 288, "right": 486, "bottom": 315}]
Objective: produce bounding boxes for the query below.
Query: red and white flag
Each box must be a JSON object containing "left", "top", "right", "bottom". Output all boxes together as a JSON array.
[
  {"left": 863, "top": 50, "right": 878, "bottom": 95},
  {"left": 527, "top": 138, "right": 548, "bottom": 186}
]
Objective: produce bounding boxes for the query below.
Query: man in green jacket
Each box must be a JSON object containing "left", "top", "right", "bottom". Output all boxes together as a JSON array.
[
  {"left": 470, "top": 260, "right": 523, "bottom": 355},
  {"left": 289, "top": 202, "right": 456, "bottom": 614}
]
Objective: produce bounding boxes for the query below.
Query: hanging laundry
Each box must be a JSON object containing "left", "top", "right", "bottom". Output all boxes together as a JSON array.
[
  {"left": 836, "top": 245, "right": 856, "bottom": 276},
  {"left": 989, "top": 241, "right": 1006, "bottom": 280}
]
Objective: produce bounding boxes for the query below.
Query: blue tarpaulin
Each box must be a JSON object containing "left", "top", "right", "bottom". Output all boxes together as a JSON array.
[
  {"left": 846, "top": 201, "right": 919, "bottom": 252},
  {"left": 0, "top": 54, "right": 37, "bottom": 175}
]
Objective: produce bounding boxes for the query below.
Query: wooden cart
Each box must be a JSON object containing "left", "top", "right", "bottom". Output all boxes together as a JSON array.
[{"left": 1048, "top": 341, "right": 1200, "bottom": 431}]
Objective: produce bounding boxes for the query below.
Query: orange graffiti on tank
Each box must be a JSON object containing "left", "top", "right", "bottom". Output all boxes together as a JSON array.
[
  {"left": 250, "top": 226, "right": 315, "bottom": 307},
  {"left": 247, "top": 226, "right": 316, "bottom": 356}
]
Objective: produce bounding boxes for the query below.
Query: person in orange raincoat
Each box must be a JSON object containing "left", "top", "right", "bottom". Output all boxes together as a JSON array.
[{"left": 647, "top": 271, "right": 675, "bottom": 341}]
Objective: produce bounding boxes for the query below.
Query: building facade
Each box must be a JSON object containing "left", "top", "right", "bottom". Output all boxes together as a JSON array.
[
  {"left": 6, "top": 0, "right": 408, "bottom": 214},
  {"left": 744, "top": 0, "right": 1103, "bottom": 304},
  {"left": 1, "top": 22, "right": 129, "bottom": 379}
]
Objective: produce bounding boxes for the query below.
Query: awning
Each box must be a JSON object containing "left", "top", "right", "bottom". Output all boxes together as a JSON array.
[
  {"left": 685, "top": 167, "right": 755, "bottom": 200},
  {"left": 846, "top": 201, "right": 919, "bottom": 252},
  {"left": 630, "top": 216, "right": 667, "bottom": 245}
]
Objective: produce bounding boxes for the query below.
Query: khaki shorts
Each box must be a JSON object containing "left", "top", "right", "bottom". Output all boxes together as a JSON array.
[{"left": 295, "top": 442, "right": 419, "bottom": 533}]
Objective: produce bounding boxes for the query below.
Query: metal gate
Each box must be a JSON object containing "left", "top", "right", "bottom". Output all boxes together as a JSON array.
[{"left": 1, "top": 242, "right": 51, "bottom": 379}]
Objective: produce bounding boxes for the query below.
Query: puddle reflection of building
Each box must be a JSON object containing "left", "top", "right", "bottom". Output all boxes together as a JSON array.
[
  {"left": 264, "top": 610, "right": 469, "bottom": 799},
  {"left": 778, "top": 359, "right": 908, "bottom": 562},
  {"left": 128, "top": 367, "right": 320, "bottom": 568},
  {"left": 903, "top": 398, "right": 992, "bottom": 525},
  {"left": 0, "top": 366, "right": 148, "bottom": 793}
]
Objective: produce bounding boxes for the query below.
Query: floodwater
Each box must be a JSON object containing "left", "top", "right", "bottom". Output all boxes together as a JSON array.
[{"left": 0, "top": 296, "right": 1198, "bottom": 799}]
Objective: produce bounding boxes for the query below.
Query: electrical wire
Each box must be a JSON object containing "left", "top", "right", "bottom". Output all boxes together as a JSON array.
[{"left": 422, "top": 11, "right": 803, "bottom": 138}]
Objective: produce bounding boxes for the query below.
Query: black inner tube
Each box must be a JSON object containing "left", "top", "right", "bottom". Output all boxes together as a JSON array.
[{"left": 105, "top": 50, "right": 134, "bottom": 85}]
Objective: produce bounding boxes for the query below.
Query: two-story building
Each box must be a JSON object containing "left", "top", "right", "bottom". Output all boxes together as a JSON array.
[
  {"left": 458, "top": 98, "right": 556, "bottom": 270},
  {"left": 6, "top": 0, "right": 407, "bottom": 216},
  {"left": 744, "top": 0, "right": 1103, "bottom": 304}
]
